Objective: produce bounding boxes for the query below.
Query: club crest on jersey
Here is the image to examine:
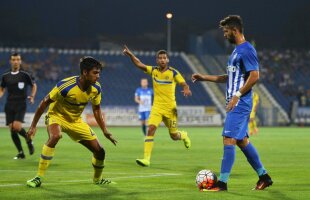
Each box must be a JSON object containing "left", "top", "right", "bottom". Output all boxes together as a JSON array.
[{"left": 18, "top": 82, "right": 25, "bottom": 89}]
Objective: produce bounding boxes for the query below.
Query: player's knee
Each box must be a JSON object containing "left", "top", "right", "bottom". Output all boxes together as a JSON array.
[
  {"left": 49, "top": 133, "right": 62, "bottom": 143},
  {"left": 147, "top": 125, "right": 156, "bottom": 136},
  {"left": 95, "top": 147, "right": 105, "bottom": 160},
  {"left": 11, "top": 124, "right": 22, "bottom": 132}
]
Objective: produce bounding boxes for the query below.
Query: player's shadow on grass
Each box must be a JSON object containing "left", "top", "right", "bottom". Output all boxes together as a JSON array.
[
  {"left": 228, "top": 190, "right": 294, "bottom": 200},
  {"left": 41, "top": 184, "right": 144, "bottom": 200}
]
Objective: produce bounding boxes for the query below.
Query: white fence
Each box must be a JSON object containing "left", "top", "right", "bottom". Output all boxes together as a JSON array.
[{"left": 0, "top": 106, "right": 222, "bottom": 127}]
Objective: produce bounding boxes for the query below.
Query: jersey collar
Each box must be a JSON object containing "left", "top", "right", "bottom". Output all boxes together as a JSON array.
[{"left": 11, "top": 71, "right": 20, "bottom": 75}]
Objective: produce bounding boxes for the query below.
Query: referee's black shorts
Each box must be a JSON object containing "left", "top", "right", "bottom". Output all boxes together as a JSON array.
[{"left": 4, "top": 102, "right": 26, "bottom": 125}]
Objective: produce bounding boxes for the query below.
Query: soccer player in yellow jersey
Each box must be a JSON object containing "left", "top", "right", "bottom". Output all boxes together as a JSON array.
[
  {"left": 249, "top": 91, "right": 259, "bottom": 135},
  {"left": 26, "top": 57, "right": 117, "bottom": 187},
  {"left": 123, "top": 45, "right": 192, "bottom": 167}
]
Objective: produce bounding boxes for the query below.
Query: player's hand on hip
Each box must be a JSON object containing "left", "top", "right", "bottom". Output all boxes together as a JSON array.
[
  {"left": 226, "top": 96, "right": 239, "bottom": 112},
  {"left": 104, "top": 131, "right": 117, "bottom": 146},
  {"left": 27, "top": 127, "right": 37, "bottom": 140}
]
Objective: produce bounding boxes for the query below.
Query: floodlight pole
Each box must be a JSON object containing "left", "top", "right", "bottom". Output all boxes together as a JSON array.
[{"left": 166, "top": 13, "right": 173, "bottom": 53}]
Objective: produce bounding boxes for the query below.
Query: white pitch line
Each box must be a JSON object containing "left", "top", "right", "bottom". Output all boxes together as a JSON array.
[{"left": 0, "top": 173, "right": 182, "bottom": 187}]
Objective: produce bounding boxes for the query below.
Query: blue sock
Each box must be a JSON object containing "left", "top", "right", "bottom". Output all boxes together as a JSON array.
[
  {"left": 241, "top": 142, "right": 266, "bottom": 176},
  {"left": 142, "top": 124, "right": 147, "bottom": 136},
  {"left": 219, "top": 145, "right": 235, "bottom": 183}
]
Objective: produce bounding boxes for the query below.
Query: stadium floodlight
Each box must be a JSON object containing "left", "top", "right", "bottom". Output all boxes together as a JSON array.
[{"left": 166, "top": 12, "right": 173, "bottom": 53}]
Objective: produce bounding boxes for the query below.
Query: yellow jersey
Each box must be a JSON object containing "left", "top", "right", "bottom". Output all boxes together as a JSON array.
[
  {"left": 251, "top": 92, "right": 259, "bottom": 112},
  {"left": 145, "top": 65, "right": 185, "bottom": 110},
  {"left": 47, "top": 76, "right": 101, "bottom": 122}
]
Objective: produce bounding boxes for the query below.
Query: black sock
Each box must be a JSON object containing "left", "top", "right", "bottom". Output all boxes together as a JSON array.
[
  {"left": 18, "top": 128, "right": 30, "bottom": 142},
  {"left": 11, "top": 130, "right": 23, "bottom": 153},
  {"left": 142, "top": 124, "right": 147, "bottom": 136}
]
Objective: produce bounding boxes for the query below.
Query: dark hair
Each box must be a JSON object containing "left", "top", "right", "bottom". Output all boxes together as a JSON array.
[
  {"left": 10, "top": 52, "right": 21, "bottom": 59},
  {"left": 219, "top": 15, "right": 244, "bottom": 33},
  {"left": 156, "top": 50, "right": 169, "bottom": 58},
  {"left": 79, "top": 56, "right": 103, "bottom": 74}
]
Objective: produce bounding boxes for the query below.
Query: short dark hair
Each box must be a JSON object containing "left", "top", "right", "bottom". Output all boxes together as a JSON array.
[
  {"left": 79, "top": 56, "right": 103, "bottom": 74},
  {"left": 10, "top": 52, "right": 21, "bottom": 59},
  {"left": 219, "top": 15, "right": 244, "bottom": 33},
  {"left": 156, "top": 50, "right": 169, "bottom": 58}
]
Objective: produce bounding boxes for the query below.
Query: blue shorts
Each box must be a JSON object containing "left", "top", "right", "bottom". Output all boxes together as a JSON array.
[
  {"left": 222, "top": 104, "right": 250, "bottom": 140},
  {"left": 139, "top": 111, "right": 151, "bottom": 121}
]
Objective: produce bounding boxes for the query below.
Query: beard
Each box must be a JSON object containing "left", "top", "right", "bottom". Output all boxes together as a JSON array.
[{"left": 227, "top": 35, "right": 236, "bottom": 44}]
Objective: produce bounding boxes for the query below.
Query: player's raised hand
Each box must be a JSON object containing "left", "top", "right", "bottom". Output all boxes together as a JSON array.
[
  {"left": 123, "top": 45, "right": 132, "bottom": 56},
  {"left": 27, "top": 126, "right": 37, "bottom": 140},
  {"left": 191, "top": 73, "right": 205, "bottom": 83},
  {"left": 104, "top": 131, "right": 117, "bottom": 146}
]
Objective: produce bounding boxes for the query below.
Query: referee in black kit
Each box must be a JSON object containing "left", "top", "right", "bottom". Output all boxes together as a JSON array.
[{"left": 0, "top": 53, "right": 37, "bottom": 159}]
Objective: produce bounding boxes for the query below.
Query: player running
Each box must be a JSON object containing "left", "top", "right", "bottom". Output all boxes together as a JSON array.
[{"left": 123, "top": 46, "right": 192, "bottom": 167}]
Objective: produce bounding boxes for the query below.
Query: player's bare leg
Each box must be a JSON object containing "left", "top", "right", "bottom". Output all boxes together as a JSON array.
[
  {"left": 27, "top": 124, "right": 60, "bottom": 187},
  {"left": 79, "top": 139, "right": 113, "bottom": 184}
]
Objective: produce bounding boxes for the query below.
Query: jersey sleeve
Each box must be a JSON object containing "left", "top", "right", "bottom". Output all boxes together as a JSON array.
[
  {"left": 91, "top": 93, "right": 101, "bottom": 106},
  {"left": 174, "top": 69, "right": 186, "bottom": 84},
  {"left": 0, "top": 75, "right": 5, "bottom": 88},
  {"left": 91, "top": 83, "right": 102, "bottom": 105},
  {"left": 135, "top": 88, "right": 140, "bottom": 97},
  {"left": 48, "top": 86, "right": 61, "bottom": 101},
  {"left": 241, "top": 48, "right": 259, "bottom": 72},
  {"left": 145, "top": 65, "right": 154, "bottom": 75}
]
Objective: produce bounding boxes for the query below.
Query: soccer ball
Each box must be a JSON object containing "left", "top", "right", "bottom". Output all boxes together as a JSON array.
[{"left": 195, "top": 169, "right": 217, "bottom": 190}]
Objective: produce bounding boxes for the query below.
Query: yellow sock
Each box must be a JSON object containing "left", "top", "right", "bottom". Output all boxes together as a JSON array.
[
  {"left": 92, "top": 156, "right": 105, "bottom": 182},
  {"left": 249, "top": 121, "right": 254, "bottom": 134},
  {"left": 144, "top": 136, "right": 154, "bottom": 161},
  {"left": 37, "top": 144, "right": 55, "bottom": 177}
]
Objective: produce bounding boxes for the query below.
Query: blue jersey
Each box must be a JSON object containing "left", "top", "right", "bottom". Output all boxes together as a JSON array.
[
  {"left": 135, "top": 87, "right": 153, "bottom": 112},
  {"left": 226, "top": 41, "right": 259, "bottom": 109}
]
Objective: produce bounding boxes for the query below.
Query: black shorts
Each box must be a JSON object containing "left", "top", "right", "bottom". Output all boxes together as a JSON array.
[{"left": 4, "top": 102, "right": 26, "bottom": 125}]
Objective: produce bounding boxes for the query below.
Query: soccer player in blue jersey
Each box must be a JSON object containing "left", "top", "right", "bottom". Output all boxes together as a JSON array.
[
  {"left": 26, "top": 56, "right": 117, "bottom": 187},
  {"left": 135, "top": 78, "right": 153, "bottom": 136},
  {"left": 192, "top": 15, "right": 273, "bottom": 191}
]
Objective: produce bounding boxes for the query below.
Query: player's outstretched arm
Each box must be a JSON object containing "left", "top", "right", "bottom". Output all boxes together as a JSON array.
[
  {"left": 192, "top": 73, "right": 228, "bottom": 83},
  {"left": 92, "top": 104, "right": 117, "bottom": 146},
  {"left": 27, "top": 95, "right": 54, "bottom": 139},
  {"left": 123, "top": 45, "right": 147, "bottom": 72}
]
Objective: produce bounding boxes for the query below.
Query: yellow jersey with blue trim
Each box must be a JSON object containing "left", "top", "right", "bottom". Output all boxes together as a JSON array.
[
  {"left": 47, "top": 76, "right": 102, "bottom": 122},
  {"left": 145, "top": 65, "right": 185, "bottom": 110}
]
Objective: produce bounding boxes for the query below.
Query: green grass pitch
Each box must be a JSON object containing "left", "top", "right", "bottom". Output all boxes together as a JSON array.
[{"left": 0, "top": 126, "right": 309, "bottom": 200}]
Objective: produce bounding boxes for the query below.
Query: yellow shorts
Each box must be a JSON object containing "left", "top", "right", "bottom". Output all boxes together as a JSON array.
[
  {"left": 148, "top": 107, "right": 178, "bottom": 133},
  {"left": 45, "top": 114, "right": 97, "bottom": 142}
]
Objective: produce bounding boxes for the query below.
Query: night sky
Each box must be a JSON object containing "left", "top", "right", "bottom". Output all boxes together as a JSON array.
[{"left": 0, "top": 0, "right": 309, "bottom": 50}]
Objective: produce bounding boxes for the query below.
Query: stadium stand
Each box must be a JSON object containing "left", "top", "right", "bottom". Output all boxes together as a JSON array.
[
  {"left": 0, "top": 48, "right": 214, "bottom": 112},
  {"left": 258, "top": 49, "right": 310, "bottom": 112}
]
